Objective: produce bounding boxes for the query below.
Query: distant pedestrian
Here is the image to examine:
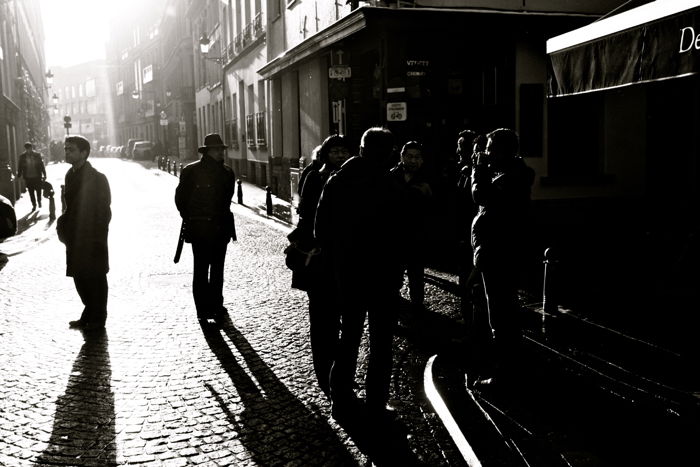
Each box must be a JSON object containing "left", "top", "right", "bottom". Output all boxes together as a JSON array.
[
  {"left": 470, "top": 128, "right": 534, "bottom": 382},
  {"left": 17, "top": 142, "right": 47, "bottom": 211},
  {"left": 390, "top": 141, "right": 432, "bottom": 309},
  {"left": 315, "top": 127, "right": 404, "bottom": 425},
  {"left": 56, "top": 136, "right": 112, "bottom": 331},
  {"left": 288, "top": 134, "right": 351, "bottom": 397},
  {"left": 175, "top": 133, "right": 237, "bottom": 323}
]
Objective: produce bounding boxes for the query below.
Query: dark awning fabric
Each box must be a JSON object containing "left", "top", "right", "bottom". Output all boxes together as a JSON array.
[{"left": 548, "top": 4, "right": 700, "bottom": 97}]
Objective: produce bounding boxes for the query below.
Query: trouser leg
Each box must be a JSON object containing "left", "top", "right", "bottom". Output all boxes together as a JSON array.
[
  {"left": 365, "top": 290, "right": 399, "bottom": 410},
  {"left": 209, "top": 240, "right": 228, "bottom": 310},
  {"left": 26, "top": 179, "right": 38, "bottom": 207},
  {"left": 480, "top": 267, "right": 520, "bottom": 367},
  {"left": 192, "top": 243, "right": 212, "bottom": 316},
  {"left": 329, "top": 301, "right": 366, "bottom": 404},
  {"left": 73, "top": 274, "right": 108, "bottom": 324},
  {"left": 308, "top": 287, "right": 340, "bottom": 396}
]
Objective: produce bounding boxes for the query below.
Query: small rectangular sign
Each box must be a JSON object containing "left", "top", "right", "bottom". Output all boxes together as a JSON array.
[
  {"left": 387, "top": 102, "right": 407, "bottom": 121},
  {"left": 329, "top": 66, "right": 352, "bottom": 79}
]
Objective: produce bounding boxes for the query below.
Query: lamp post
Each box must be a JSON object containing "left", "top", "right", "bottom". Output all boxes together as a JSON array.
[
  {"left": 199, "top": 33, "right": 226, "bottom": 139},
  {"left": 159, "top": 110, "right": 168, "bottom": 157}
]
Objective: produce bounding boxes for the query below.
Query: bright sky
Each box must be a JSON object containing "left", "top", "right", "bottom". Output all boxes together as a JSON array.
[{"left": 40, "top": 0, "right": 112, "bottom": 67}]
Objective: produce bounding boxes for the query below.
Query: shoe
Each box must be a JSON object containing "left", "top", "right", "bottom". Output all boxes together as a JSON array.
[
  {"left": 31, "top": 205, "right": 37, "bottom": 211},
  {"left": 69, "top": 319, "right": 85, "bottom": 328}
]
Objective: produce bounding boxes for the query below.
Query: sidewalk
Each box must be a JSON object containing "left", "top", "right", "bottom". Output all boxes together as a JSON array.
[
  {"left": 0, "top": 162, "right": 66, "bottom": 257},
  {"left": 156, "top": 163, "right": 295, "bottom": 228},
  {"left": 422, "top": 273, "right": 700, "bottom": 466}
]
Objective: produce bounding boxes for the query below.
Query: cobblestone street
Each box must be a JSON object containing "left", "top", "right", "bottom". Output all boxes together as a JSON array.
[{"left": 0, "top": 159, "right": 460, "bottom": 466}]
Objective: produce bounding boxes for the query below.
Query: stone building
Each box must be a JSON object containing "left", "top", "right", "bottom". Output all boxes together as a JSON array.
[{"left": 0, "top": 0, "right": 50, "bottom": 202}]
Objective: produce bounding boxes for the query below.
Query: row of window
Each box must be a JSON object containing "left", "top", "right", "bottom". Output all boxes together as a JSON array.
[
  {"left": 57, "top": 100, "right": 100, "bottom": 117},
  {"left": 57, "top": 79, "right": 97, "bottom": 102}
]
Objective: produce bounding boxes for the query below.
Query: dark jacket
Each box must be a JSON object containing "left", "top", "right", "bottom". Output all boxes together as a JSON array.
[
  {"left": 18, "top": 150, "right": 46, "bottom": 180},
  {"left": 57, "top": 162, "right": 111, "bottom": 276},
  {"left": 288, "top": 166, "right": 333, "bottom": 291},
  {"left": 389, "top": 163, "right": 433, "bottom": 245},
  {"left": 470, "top": 156, "right": 534, "bottom": 268},
  {"left": 314, "top": 156, "right": 404, "bottom": 296},
  {"left": 175, "top": 155, "right": 236, "bottom": 243}
]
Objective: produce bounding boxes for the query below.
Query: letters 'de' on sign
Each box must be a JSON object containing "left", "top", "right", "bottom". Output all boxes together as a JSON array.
[{"left": 387, "top": 102, "right": 407, "bottom": 121}]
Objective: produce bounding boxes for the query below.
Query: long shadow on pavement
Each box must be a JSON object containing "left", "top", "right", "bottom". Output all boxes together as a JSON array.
[
  {"left": 35, "top": 330, "right": 116, "bottom": 466},
  {"left": 201, "top": 317, "right": 359, "bottom": 466}
]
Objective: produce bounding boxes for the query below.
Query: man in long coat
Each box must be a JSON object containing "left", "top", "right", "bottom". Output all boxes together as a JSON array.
[
  {"left": 175, "top": 133, "right": 236, "bottom": 323},
  {"left": 57, "top": 135, "right": 111, "bottom": 330}
]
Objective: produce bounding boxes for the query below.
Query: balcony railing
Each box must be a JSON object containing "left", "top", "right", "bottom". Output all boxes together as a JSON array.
[
  {"left": 253, "top": 12, "right": 264, "bottom": 39},
  {"left": 245, "top": 114, "right": 255, "bottom": 147},
  {"left": 225, "top": 14, "right": 265, "bottom": 64},
  {"left": 255, "top": 111, "right": 266, "bottom": 147}
]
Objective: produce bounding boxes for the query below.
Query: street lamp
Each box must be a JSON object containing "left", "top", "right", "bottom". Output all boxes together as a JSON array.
[
  {"left": 45, "top": 69, "right": 54, "bottom": 86},
  {"left": 198, "top": 33, "right": 226, "bottom": 139}
]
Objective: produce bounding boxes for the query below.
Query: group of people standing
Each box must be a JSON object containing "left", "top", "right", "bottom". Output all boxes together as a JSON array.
[
  {"left": 290, "top": 125, "right": 534, "bottom": 425},
  {"left": 51, "top": 126, "right": 533, "bottom": 430}
]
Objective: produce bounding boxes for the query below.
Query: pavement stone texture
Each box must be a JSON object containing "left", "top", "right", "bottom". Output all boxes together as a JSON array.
[{"left": 0, "top": 159, "right": 462, "bottom": 466}]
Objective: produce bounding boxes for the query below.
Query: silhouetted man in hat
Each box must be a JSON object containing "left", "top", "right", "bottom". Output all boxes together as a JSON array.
[{"left": 175, "top": 134, "right": 237, "bottom": 323}]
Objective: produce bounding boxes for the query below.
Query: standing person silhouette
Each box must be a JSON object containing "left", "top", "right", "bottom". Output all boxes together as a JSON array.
[
  {"left": 57, "top": 136, "right": 111, "bottom": 331},
  {"left": 470, "top": 128, "right": 534, "bottom": 383},
  {"left": 17, "top": 142, "right": 46, "bottom": 211},
  {"left": 175, "top": 134, "right": 237, "bottom": 323}
]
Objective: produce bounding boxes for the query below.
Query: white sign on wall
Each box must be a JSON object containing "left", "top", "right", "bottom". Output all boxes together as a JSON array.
[{"left": 386, "top": 102, "right": 407, "bottom": 122}]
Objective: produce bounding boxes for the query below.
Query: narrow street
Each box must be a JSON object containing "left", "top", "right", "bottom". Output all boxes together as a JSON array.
[{"left": 0, "top": 158, "right": 459, "bottom": 466}]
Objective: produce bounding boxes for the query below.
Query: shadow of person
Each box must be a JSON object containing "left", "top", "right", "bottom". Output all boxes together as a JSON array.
[
  {"left": 35, "top": 330, "right": 116, "bottom": 466},
  {"left": 15, "top": 210, "right": 40, "bottom": 235},
  {"left": 200, "top": 318, "right": 359, "bottom": 466}
]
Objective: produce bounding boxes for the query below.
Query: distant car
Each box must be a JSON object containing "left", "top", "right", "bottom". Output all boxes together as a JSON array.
[
  {"left": 132, "top": 141, "right": 155, "bottom": 161},
  {"left": 126, "top": 139, "right": 144, "bottom": 159}
]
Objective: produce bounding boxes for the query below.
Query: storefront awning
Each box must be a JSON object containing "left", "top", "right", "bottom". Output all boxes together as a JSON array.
[{"left": 547, "top": 0, "right": 700, "bottom": 97}]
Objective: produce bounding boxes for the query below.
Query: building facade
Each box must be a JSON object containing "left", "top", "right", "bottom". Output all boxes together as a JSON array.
[
  {"left": 160, "top": 0, "right": 198, "bottom": 159},
  {"left": 106, "top": 0, "right": 169, "bottom": 154},
  {"left": 49, "top": 61, "right": 111, "bottom": 148},
  {"left": 0, "top": 0, "right": 50, "bottom": 202},
  {"left": 260, "top": 0, "right": 627, "bottom": 205}
]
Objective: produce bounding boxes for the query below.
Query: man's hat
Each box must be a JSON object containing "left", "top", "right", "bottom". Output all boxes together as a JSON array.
[{"left": 198, "top": 133, "right": 228, "bottom": 153}]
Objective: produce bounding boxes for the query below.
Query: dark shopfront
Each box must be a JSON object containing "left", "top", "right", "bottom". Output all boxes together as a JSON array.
[
  {"left": 546, "top": 2, "right": 700, "bottom": 355},
  {"left": 322, "top": 8, "right": 592, "bottom": 170},
  {"left": 262, "top": 6, "right": 592, "bottom": 257}
]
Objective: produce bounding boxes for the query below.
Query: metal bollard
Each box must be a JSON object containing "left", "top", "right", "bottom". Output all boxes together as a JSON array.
[
  {"left": 173, "top": 161, "right": 178, "bottom": 176},
  {"left": 542, "top": 248, "right": 558, "bottom": 329},
  {"left": 265, "top": 186, "right": 273, "bottom": 216},
  {"left": 167, "top": 159, "right": 171, "bottom": 174},
  {"left": 48, "top": 195, "right": 56, "bottom": 221},
  {"left": 237, "top": 179, "right": 243, "bottom": 204},
  {"left": 179, "top": 163, "right": 183, "bottom": 176}
]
